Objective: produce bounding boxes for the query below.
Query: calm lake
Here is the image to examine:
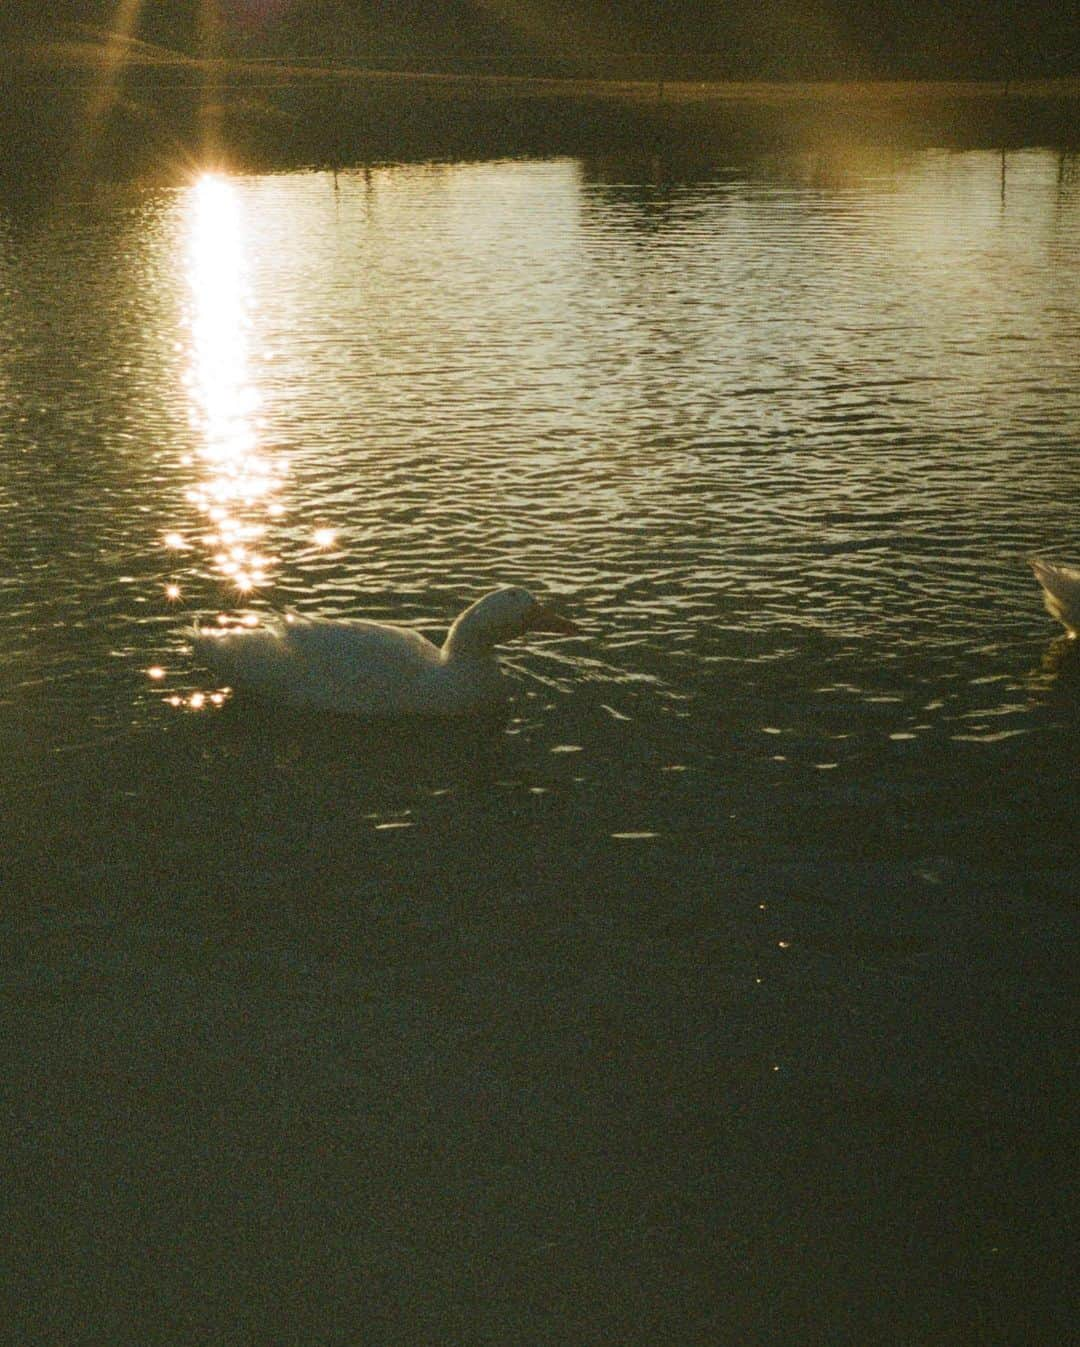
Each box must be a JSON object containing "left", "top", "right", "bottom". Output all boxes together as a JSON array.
[{"left": 2, "top": 139, "right": 1077, "bottom": 1342}]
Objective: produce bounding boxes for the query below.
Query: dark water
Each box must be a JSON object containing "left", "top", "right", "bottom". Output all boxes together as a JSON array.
[{"left": 2, "top": 146, "right": 1077, "bottom": 1343}]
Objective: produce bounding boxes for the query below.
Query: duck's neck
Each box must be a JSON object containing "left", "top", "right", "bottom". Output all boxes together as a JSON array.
[{"left": 441, "top": 610, "right": 496, "bottom": 664}]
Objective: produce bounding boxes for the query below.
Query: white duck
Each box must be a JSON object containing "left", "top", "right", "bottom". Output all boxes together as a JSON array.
[
  {"left": 191, "top": 586, "right": 579, "bottom": 715},
  {"left": 1030, "top": 559, "right": 1080, "bottom": 637}
]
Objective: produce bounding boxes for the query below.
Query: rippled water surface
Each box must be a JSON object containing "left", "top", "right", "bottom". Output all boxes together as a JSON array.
[{"left": 2, "top": 148, "right": 1077, "bottom": 1342}]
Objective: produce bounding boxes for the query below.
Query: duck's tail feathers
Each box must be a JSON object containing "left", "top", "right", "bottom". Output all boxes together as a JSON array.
[{"left": 190, "top": 625, "right": 288, "bottom": 687}]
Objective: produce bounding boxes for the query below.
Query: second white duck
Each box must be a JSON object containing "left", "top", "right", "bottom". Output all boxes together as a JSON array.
[
  {"left": 1030, "top": 558, "right": 1080, "bottom": 637},
  {"left": 192, "top": 585, "right": 579, "bottom": 715}
]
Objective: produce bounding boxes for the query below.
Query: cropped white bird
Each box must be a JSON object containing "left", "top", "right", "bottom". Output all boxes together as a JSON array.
[
  {"left": 191, "top": 586, "right": 579, "bottom": 715},
  {"left": 1030, "top": 558, "right": 1080, "bottom": 637}
]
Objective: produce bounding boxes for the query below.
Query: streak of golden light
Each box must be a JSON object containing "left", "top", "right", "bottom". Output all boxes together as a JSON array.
[
  {"left": 196, "top": 0, "right": 223, "bottom": 162},
  {"left": 72, "top": 0, "right": 145, "bottom": 175},
  {"left": 184, "top": 172, "right": 284, "bottom": 595}
]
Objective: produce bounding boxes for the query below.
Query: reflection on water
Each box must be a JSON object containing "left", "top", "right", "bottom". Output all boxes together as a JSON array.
[
  {"left": 1, "top": 141, "right": 1078, "bottom": 1344},
  {"left": 1024, "top": 632, "right": 1080, "bottom": 703},
  {"left": 159, "top": 172, "right": 291, "bottom": 709},
  {"left": 0, "top": 148, "right": 1076, "bottom": 749},
  {"left": 181, "top": 173, "right": 283, "bottom": 600},
  {"left": 0, "top": 150, "right": 1077, "bottom": 782}
]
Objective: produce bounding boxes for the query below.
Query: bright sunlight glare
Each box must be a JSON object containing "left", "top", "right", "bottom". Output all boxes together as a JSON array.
[{"left": 182, "top": 172, "right": 286, "bottom": 593}]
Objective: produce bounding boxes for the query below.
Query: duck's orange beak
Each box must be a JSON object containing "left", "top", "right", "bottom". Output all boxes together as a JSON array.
[{"left": 528, "top": 603, "right": 580, "bottom": 636}]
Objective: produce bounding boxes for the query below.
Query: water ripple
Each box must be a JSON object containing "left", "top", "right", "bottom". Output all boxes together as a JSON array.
[{"left": 0, "top": 153, "right": 1076, "bottom": 775}]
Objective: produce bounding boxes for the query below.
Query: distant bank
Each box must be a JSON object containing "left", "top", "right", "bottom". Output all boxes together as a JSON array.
[{"left": 3, "top": 45, "right": 1077, "bottom": 193}]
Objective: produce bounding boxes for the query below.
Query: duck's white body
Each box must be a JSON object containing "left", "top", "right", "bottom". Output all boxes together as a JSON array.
[
  {"left": 195, "top": 614, "right": 503, "bottom": 715},
  {"left": 1030, "top": 559, "right": 1080, "bottom": 637},
  {"left": 191, "top": 587, "right": 577, "bottom": 715}
]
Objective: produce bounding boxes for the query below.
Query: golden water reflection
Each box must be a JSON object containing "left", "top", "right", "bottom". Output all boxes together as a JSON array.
[
  {"left": 182, "top": 173, "right": 284, "bottom": 597},
  {"left": 159, "top": 172, "right": 290, "bottom": 709}
]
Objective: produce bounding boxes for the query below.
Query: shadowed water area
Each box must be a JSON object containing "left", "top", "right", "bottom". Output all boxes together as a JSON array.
[{"left": 1, "top": 134, "right": 1077, "bottom": 1342}]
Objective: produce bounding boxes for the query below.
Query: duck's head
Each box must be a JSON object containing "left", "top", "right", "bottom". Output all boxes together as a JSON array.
[{"left": 444, "top": 586, "right": 580, "bottom": 656}]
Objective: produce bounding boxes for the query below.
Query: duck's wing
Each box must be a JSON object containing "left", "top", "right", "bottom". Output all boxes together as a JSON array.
[
  {"left": 1030, "top": 559, "right": 1080, "bottom": 634},
  {"left": 280, "top": 616, "right": 444, "bottom": 706},
  {"left": 192, "top": 614, "right": 444, "bottom": 709}
]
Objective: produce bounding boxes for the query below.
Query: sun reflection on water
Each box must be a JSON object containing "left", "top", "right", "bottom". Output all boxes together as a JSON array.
[
  {"left": 183, "top": 173, "right": 285, "bottom": 595},
  {"left": 155, "top": 172, "right": 292, "bottom": 711}
]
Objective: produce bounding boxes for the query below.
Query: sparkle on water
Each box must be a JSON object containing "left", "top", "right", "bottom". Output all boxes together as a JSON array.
[
  {"left": 182, "top": 173, "right": 285, "bottom": 599},
  {"left": 0, "top": 141, "right": 1076, "bottom": 1343}
]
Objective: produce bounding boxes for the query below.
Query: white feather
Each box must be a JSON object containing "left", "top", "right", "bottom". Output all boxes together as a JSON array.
[
  {"left": 1030, "top": 558, "right": 1080, "bottom": 637},
  {"left": 191, "top": 587, "right": 576, "bottom": 715}
]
